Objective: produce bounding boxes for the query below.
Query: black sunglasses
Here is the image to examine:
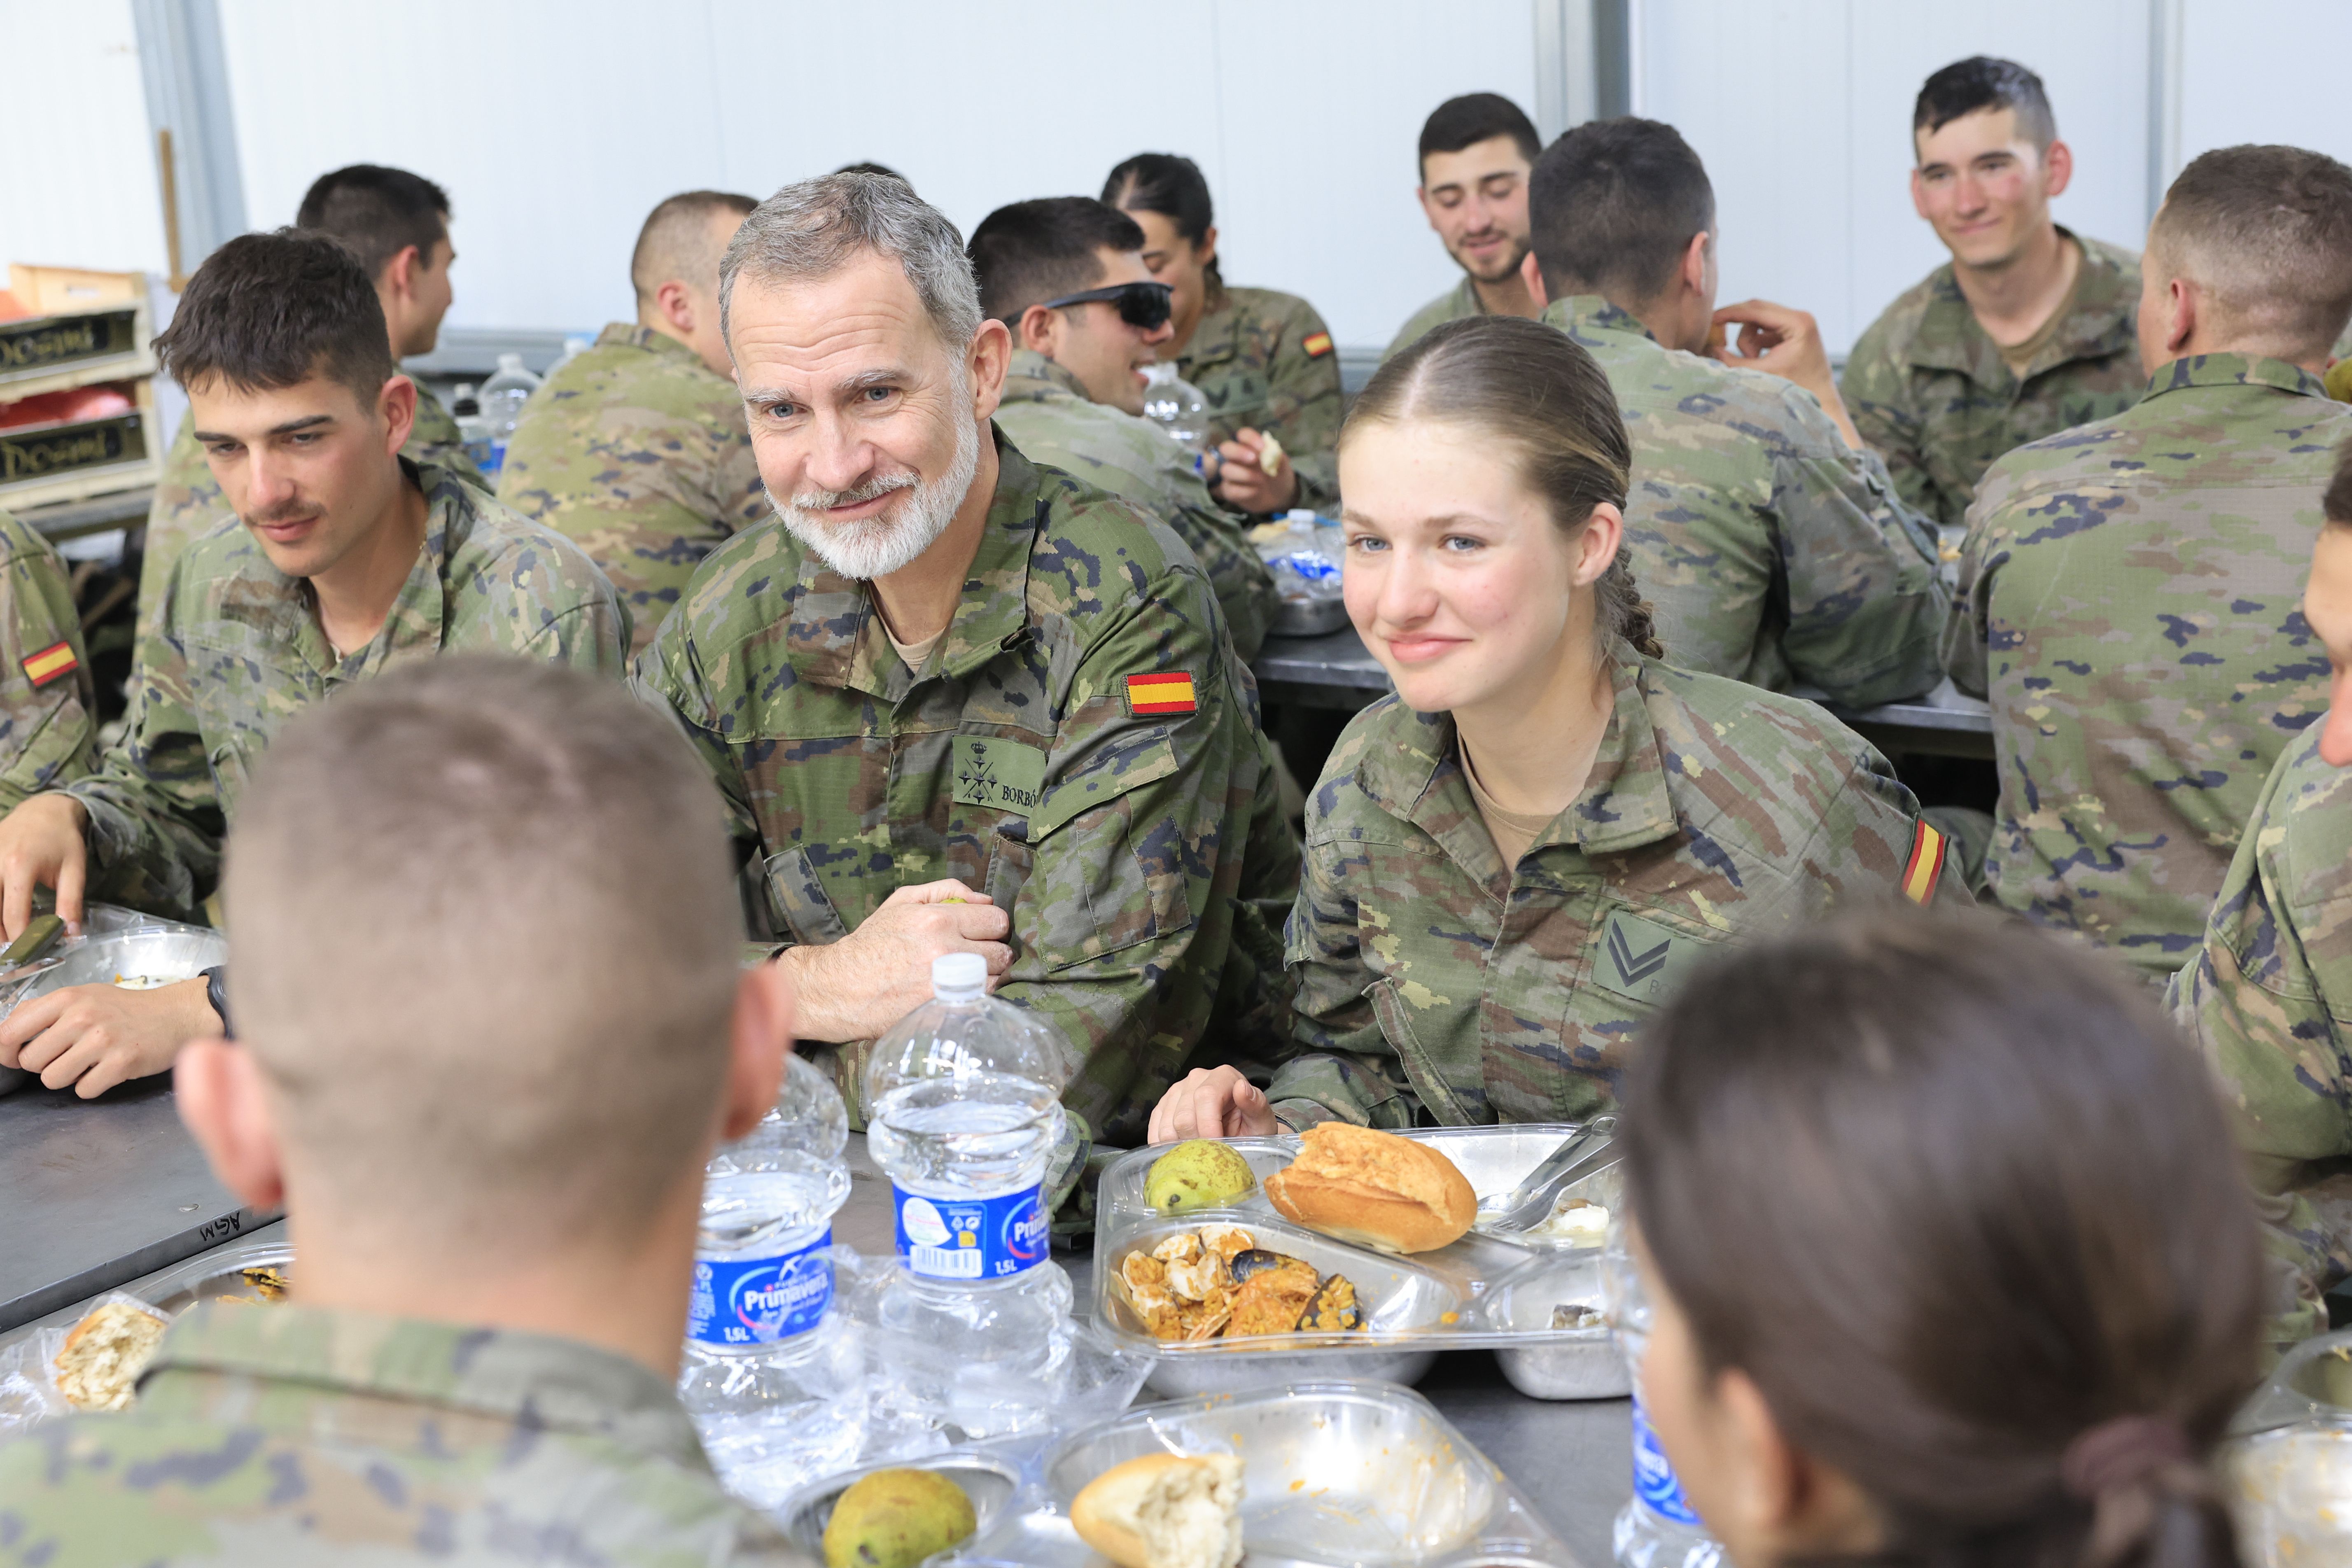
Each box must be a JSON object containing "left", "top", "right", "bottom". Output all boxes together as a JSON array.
[{"left": 1038, "top": 280, "right": 1173, "bottom": 331}]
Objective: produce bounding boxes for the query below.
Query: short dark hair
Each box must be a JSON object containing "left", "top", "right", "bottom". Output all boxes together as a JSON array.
[
  {"left": 630, "top": 189, "right": 757, "bottom": 301},
  {"left": 1104, "top": 152, "right": 1221, "bottom": 293},
  {"left": 1528, "top": 117, "right": 1715, "bottom": 306},
  {"left": 2154, "top": 144, "right": 2352, "bottom": 362},
  {"left": 294, "top": 164, "right": 451, "bottom": 281},
  {"left": 1418, "top": 93, "right": 1540, "bottom": 174},
  {"left": 154, "top": 229, "right": 396, "bottom": 404},
  {"left": 966, "top": 197, "right": 1147, "bottom": 326},
  {"left": 1913, "top": 56, "right": 2056, "bottom": 151}
]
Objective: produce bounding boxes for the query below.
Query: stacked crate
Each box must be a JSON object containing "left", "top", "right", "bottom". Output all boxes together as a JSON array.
[{"left": 0, "top": 266, "right": 161, "bottom": 513}]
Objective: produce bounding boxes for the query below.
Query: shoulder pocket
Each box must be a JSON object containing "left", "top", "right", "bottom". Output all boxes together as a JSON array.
[
  {"left": 1029, "top": 735, "right": 1179, "bottom": 839},
  {"left": 1020, "top": 736, "right": 1192, "bottom": 972}
]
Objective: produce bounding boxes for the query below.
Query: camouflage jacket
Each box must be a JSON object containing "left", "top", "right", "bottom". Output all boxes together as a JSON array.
[
  {"left": 2171, "top": 727, "right": 2352, "bottom": 1350},
  {"left": 1176, "top": 284, "right": 1344, "bottom": 514},
  {"left": 1540, "top": 296, "right": 1948, "bottom": 703},
  {"left": 0, "top": 1302, "right": 815, "bottom": 1566},
  {"left": 1843, "top": 230, "right": 2145, "bottom": 530},
  {"left": 1946, "top": 353, "right": 2348, "bottom": 978},
  {"left": 634, "top": 432, "right": 1296, "bottom": 1143},
  {"left": 73, "top": 462, "right": 627, "bottom": 920},
  {"left": 0, "top": 511, "right": 97, "bottom": 812},
  {"left": 140, "top": 377, "right": 482, "bottom": 644},
  {"left": 497, "top": 323, "right": 768, "bottom": 654},
  {"left": 995, "top": 349, "right": 1277, "bottom": 660},
  {"left": 1383, "top": 276, "right": 1482, "bottom": 362},
  {"left": 1269, "top": 645, "right": 1964, "bottom": 1128}
]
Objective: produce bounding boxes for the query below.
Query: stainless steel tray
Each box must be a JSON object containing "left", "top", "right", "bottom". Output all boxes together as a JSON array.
[
  {"left": 1271, "top": 595, "right": 1351, "bottom": 637},
  {"left": 780, "top": 1382, "right": 1585, "bottom": 1566},
  {"left": 1092, "top": 1127, "right": 1627, "bottom": 1400},
  {"left": 0, "top": 914, "right": 224, "bottom": 1096},
  {"left": 135, "top": 1239, "right": 294, "bottom": 1316}
]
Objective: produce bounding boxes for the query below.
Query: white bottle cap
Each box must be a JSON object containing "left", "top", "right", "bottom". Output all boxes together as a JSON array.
[
  {"left": 932, "top": 952, "right": 987, "bottom": 992},
  {"left": 1285, "top": 509, "right": 1317, "bottom": 526}
]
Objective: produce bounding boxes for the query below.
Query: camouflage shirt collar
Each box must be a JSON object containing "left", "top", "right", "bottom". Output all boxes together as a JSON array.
[
  {"left": 1909, "top": 226, "right": 2137, "bottom": 387},
  {"left": 1003, "top": 348, "right": 1091, "bottom": 406},
  {"left": 1356, "top": 642, "right": 1681, "bottom": 881},
  {"left": 143, "top": 1301, "right": 707, "bottom": 1466},
  {"left": 253, "top": 458, "right": 460, "bottom": 680},
  {"left": 595, "top": 320, "right": 702, "bottom": 366},
  {"left": 783, "top": 427, "right": 1042, "bottom": 697},
  {"left": 1540, "top": 295, "right": 1658, "bottom": 347},
  {"left": 2140, "top": 351, "right": 2329, "bottom": 404}
]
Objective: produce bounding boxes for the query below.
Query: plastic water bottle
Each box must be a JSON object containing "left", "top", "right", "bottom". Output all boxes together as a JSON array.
[
  {"left": 1603, "top": 1217, "right": 1724, "bottom": 1568},
  {"left": 679, "top": 1052, "right": 867, "bottom": 1508},
  {"left": 544, "top": 334, "right": 593, "bottom": 379},
  {"left": 451, "top": 383, "right": 493, "bottom": 474},
  {"left": 1139, "top": 361, "right": 1211, "bottom": 454},
  {"left": 864, "top": 953, "right": 1072, "bottom": 1439},
  {"left": 475, "top": 352, "right": 542, "bottom": 480}
]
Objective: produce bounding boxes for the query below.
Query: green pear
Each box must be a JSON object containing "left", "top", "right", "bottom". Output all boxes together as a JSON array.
[
  {"left": 1146, "top": 1139, "right": 1257, "bottom": 1213},
  {"left": 822, "top": 1468, "right": 977, "bottom": 1568}
]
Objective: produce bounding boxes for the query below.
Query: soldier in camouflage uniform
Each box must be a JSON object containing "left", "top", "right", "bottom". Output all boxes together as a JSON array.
[
  {"left": 0, "top": 660, "right": 816, "bottom": 1564},
  {"left": 1382, "top": 95, "right": 1547, "bottom": 362},
  {"left": 1524, "top": 122, "right": 1947, "bottom": 704},
  {"left": 140, "top": 164, "right": 480, "bottom": 644},
  {"left": 1947, "top": 145, "right": 2352, "bottom": 982},
  {"left": 499, "top": 192, "right": 769, "bottom": 653},
  {"left": 0, "top": 234, "right": 624, "bottom": 1101},
  {"left": 0, "top": 510, "right": 97, "bottom": 811}
]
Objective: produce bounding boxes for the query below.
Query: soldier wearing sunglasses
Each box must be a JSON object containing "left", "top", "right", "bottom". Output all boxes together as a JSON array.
[{"left": 970, "top": 197, "right": 1278, "bottom": 658}]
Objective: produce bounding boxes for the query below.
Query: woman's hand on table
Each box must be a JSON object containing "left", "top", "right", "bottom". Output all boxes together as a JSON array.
[
  {"left": 0, "top": 976, "right": 220, "bottom": 1097},
  {"left": 1150, "top": 1064, "right": 1279, "bottom": 1142}
]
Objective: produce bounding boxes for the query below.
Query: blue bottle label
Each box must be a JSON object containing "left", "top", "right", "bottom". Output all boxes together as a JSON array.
[
  {"left": 687, "top": 1227, "right": 833, "bottom": 1346},
  {"left": 1631, "top": 1387, "right": 1703, "bottom": 1526},
  {"left": 893, "top": 1183, "right": 1050, "bottom": 1280}
]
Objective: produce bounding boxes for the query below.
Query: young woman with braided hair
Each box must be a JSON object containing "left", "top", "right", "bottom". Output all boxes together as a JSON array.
[
  {"left": 1150, "top": 316, "right": 1965, "bottom": 1139},
  {"left": 1622, "top": 909, "right": 2258, "bottom": 1568}
]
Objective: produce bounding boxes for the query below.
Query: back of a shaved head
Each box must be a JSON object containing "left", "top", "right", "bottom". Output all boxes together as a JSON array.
[
  {"left": 632, "top": 189, "right": 757, "bottom": 302},
  {"left": 223, "top": 656, "right": 743, "bottom": 1253}
]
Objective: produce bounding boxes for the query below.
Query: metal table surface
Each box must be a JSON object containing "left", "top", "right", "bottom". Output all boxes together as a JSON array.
[
  {"left": 4, "top": 1130, "right": 1633, "bottom": 1567},
  {"left": 1255, "top": 624, "right": 1992, "bottom": 759}
]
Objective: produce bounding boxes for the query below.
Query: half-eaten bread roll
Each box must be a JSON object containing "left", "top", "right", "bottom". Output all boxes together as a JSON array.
[
  {"left": 1071, "top": 1452, "right": 1244, "bottom": 1568},
  {"left": 1265, "top": 1122, "right": 1476, "bottom": 1253},
  {"left": 54, "top": 1300, "right": 168, "bottom": 1412}
]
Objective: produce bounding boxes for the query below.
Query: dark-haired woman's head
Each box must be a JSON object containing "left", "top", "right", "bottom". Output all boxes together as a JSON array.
[
  {"left": 1622, "top": 911, "right": 2262, "bottom": 1568},
  {"left": 1335, "top": 315, "right": 1657, "bottom": 720},
  {"left": 1104, "top": 152, "right": 1220, "bottom": 343}
]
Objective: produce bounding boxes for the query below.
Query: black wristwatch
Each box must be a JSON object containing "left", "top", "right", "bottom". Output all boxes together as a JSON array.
[{"left": 200, "top": 964, "right": 232, "bottom": 1039}]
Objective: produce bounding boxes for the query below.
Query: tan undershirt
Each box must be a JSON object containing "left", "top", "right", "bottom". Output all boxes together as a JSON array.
[
  {"left": 1995, "top": 237, "right": 2083, "bottom": 379},
  {"left": 885, "top": 624, "right": 943, "bottom": 674},
  {"left": 1458, "top": 738, "right": 1559, "bottom": 870}
]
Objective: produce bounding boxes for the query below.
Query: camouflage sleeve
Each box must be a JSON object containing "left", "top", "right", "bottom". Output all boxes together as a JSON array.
[
  {"left": 628, "top": 632, "right": 766, "bottom": 859},
  {"left": 1839, "top": 317, "right": 1946, "bottom": 527},
  {"left": 137, "top": 420, "right": 228, "bottom": 645},
  {"left": 1002, "top": 564, "right": 1269, "bottom": 1128},
  {"left": 1265, "top": 300, "right": 1344, "bottom": 515},
  {"left": 1766, "top": 390, "right": 1949, "bottom": 705},
  {"left": 0, "top": 530, "right": 97, "bottom": 812},
  {"left": 61, "top": 564, "right": 226, "bottom": 920},
  {"left": 1813, "top": 732, "right": 1976, "bottom": 908},
  {"left": 1168, "top": 491, "right": 1277, "bottom": 663},
  {"left": 1941, "top": 482, "right": 2007, "bottom": 697},
  {"left": 516, "top": 595, "right": 632, "bottom": 677},
  {"left": 2172, "top": 743, "right": 2352, "bottom": 1350}
]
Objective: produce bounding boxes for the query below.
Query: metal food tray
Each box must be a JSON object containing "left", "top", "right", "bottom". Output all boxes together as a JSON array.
[
  {"left": 1092, "top": 1127, "right": 1626, "bottom": 1400},
  {"left": 778, "top": 1381, "right": 1584, "bottom": 1567},
  {"left": 0, "top": 914, "right": 225, "bottom": 1097},
  {"left": 134, "top": 1238, "right": 294, "bottom": 1316},
  {"left": 1272, "top": 595, "right": 1352, "bottom": 637}
]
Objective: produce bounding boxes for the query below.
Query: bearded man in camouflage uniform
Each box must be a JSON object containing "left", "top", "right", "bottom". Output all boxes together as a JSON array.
[
  {"left": 0, "top": 660, "right": 816, "bottom": 1566},
  {"left": 1948, "top": 145, "right": 2352, "bottom": 983},
  {"left": 1522, "top": 118, "right": 1948, "bottom": 705},
  {"left": 0, "top": 232, "right": 625, "bottom": 1101},
  {"left": 1843, "top": 58, "right": 2145, "bottom": 532},
  {"left": 499, "top": 190, "right": 771, "bottom": 653},
  {"left": 968, "top": 196, "right": 1275, "bottom": 659},
  {"left": 634, "top": 174, "right": 1292, "bottom": 1149},
  {"left": 140, "top": 164, "right": 481, "bottom": 644}
]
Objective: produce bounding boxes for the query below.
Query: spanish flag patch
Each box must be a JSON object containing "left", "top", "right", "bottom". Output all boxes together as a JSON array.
[
  {"left": 1125, "top": 671, "right": 1197, "bottom": 717},
  {"left": 1901, "top": 818, "right": 1947, "bottom": 906},
  {"left": 20, "top": 640, "right": 76, "bottom": 689},
  {"left": 1301, "top": 331, "right": 1334, "bottom": 359}
]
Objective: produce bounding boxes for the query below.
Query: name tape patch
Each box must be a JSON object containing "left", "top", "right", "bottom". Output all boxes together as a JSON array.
[
  {"left": 20, "top": 640, "right": 76, "bottom": 689},
  {"left": 952, "top": 735, "right": 1047, "bottom": 815},
  {"left": 1124, "top": 671, "right": 1197, "bottom": 717},
  {"left": 1301, "top": 330, "right": 1334, "bottom": 359}
]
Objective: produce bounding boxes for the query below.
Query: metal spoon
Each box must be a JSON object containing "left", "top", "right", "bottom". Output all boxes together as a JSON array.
[{"left": 1477, "top": 1114, "right": 1620, "bottom": 1234}]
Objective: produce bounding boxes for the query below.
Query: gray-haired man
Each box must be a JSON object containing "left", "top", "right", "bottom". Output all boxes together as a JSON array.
[{"left": 631, "top": 173, "right": 1295, "bottom": 1147}]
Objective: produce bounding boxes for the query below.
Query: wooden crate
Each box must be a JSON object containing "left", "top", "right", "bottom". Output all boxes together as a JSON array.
[
  {"left": 0, "top": 377, "right": 161, "bottom": 512},
  {"left": 0, "top": 266, "right": 157, "bottom": 400}
]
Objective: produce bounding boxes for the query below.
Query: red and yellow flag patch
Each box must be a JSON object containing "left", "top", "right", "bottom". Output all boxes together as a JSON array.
[
  {"left": 1901, "top": 819, "right": 1947, "bottom": 906},
  {"left": 20, "top": 640, "right": 76, "bottom": 689},
  {"left": 1125, "top": 671, "right": 1197, "bottom": 717},
  {"left": 1301, "top": 331, "right": 1334, "bottom": 359}
]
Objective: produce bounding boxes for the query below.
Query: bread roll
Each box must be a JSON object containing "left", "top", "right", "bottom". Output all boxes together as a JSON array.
[
  {"left": 1070, "top": 1452, "right": 1244, "bottom": 1568},
  {"left": 54, "top": 1300, "right": 168, "bottom": 1412},
  {"left": 1264, "top": 1123, "right": 1475, "bottom": 1253}
]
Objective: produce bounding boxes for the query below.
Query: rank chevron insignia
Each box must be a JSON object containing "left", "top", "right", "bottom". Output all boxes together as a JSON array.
[{"left": 1607, "top": 920, "right": 1673, "bottom": 985}]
